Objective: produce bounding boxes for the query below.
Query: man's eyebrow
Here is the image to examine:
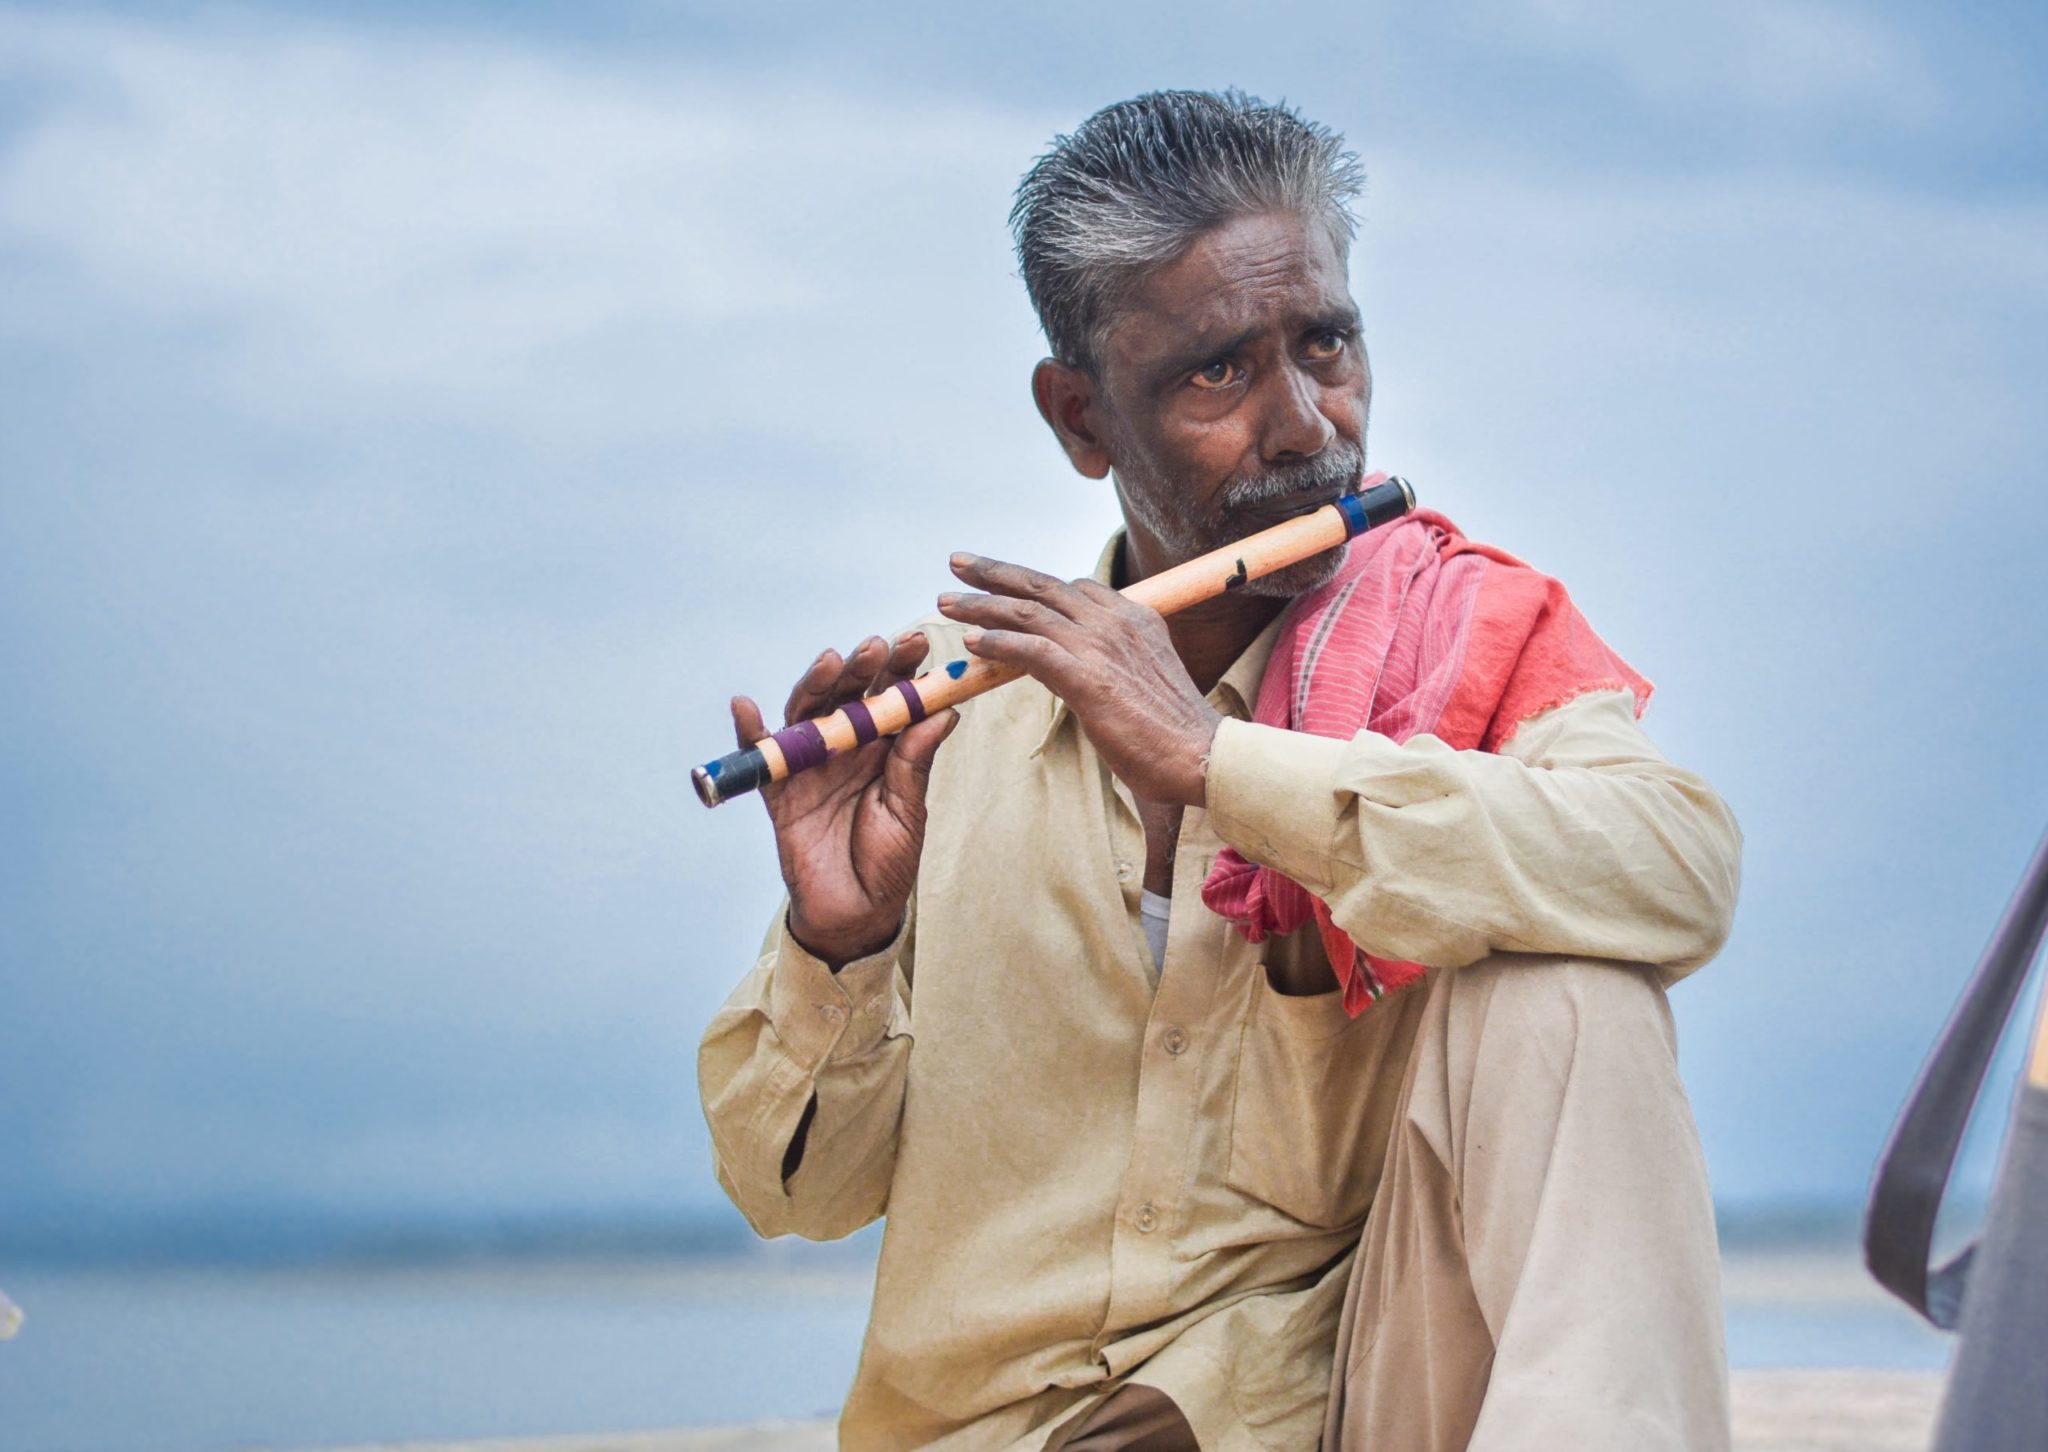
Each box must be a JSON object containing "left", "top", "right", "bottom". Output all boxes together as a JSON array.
[{"left": 1306, "top": 303, "right": 1363, "bottom": 335}]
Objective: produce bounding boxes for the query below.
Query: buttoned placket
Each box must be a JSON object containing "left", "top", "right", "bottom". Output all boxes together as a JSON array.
[
  {"left": 1024, "top": 535, "right": 1282, "bottom": 1364},
  {"left": 1090, "top": 678, "right": 1245, "bottom": 1359}
]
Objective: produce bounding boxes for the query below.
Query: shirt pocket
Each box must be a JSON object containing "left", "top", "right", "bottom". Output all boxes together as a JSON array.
[{"left": 1224, "top": 964, "right": 1418, "bottom": 1231}]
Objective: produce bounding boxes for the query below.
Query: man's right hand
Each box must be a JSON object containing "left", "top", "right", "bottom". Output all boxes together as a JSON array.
[{"left": 730, "top": 632, "right": 958, "bottom": 969}]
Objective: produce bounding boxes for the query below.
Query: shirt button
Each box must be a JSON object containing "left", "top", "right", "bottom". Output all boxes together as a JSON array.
[
  {"left": 1115, "top": 861, "right": 1134, "bottom": 882},
  {"left": 1134, "top": 1203, "right": 1158, "bottom": 1233},
  {"left": 819, "top": 1004, "right": 845, "bottom": 1025},
  {"left": 1163, "top": 1027, "right": 1188, "bottom": 1056}
]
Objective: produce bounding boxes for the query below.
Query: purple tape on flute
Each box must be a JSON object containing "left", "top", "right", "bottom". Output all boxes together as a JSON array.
[
  {"left": 892, "top": 678, "right": 929, "bottom": 724},
  {"left": 842, "top": 699, "right": 879, "bottom": 746},
  {"left": 771, "top": 719, "right": 831, "bottom": 773}
]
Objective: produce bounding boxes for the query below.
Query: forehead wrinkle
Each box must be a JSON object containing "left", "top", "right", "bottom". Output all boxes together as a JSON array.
[
  {"left": 1105, "top": 213, "right": 1355, "bottom": 384},
  {"left": 1143, "top": 244, "right": 1312, "bottom": 334},
  {"left": 1190, "top": 273, "right": 1346, "bottom": 345},
  {"left": 1163, "top": 244, "right": 1345, "bottom": 331},
  {"left": 1135, "top": 274, "right": 1355, "bottom": 380}
]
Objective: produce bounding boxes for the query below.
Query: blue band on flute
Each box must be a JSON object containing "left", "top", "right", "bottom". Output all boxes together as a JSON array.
[
  {"left": 773, "top": 720, "right": 831, "bottom": 773},
  {"left": 1335, "top": 490, "right": 1371, "bottom": 538},
  {"left": 892, "top": 678, "right": 929, "bottom": 724},
  {"left": 843, "top": 699, "right": 878, "bottom": 745}
]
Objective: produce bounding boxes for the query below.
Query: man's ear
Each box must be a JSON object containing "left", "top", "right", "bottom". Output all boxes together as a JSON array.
[{"left": 1032, "top": 358, "right": 1112, "bottom": 480}]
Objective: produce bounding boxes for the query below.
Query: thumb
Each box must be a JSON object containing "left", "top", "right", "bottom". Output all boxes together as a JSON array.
[{"left": 880, "top": 708, "right": 958, "bottom": 809}]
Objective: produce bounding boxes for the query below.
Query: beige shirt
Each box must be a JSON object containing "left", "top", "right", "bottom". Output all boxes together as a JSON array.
[{"left": 698, "top": 539, "right": 1742, "bottom": 1452}]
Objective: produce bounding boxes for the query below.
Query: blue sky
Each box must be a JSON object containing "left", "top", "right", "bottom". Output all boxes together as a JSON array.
[{"left": 2, "top": 0, "right": 2045, "bottom": 1245}]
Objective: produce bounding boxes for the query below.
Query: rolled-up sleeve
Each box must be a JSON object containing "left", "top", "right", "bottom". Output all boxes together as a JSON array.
[
  {"left": 1204, "top": 689, "right": 1741, "bottom": 981},
  {"left": 697, "top": 903, "right": 915, "bottom": 1240}
]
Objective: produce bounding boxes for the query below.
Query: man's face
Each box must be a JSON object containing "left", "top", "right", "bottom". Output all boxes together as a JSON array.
[
  {"left": 1094, "top": 210, "right": 1371, "bottom": 597},
  {"left": 1097, "top": 207, "right": 1368, "bottom": 593}
]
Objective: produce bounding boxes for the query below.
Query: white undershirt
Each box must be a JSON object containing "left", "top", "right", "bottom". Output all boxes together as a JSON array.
[{"left": 1139, "top": 889, "right": 1172, "bottom": 972}]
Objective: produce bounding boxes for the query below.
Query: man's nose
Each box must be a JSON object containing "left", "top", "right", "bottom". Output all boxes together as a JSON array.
[{"left": 1260, "top": 363, "right": 1336, "bottom": 461}]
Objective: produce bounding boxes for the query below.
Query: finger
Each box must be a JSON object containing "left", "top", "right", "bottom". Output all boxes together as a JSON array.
[
  {"left": 949, "top": 554, "right": 1089, "bottom": 619},
  {"left": 880, "top": 707, "right": 959, "bottom": 810},
  {"left": 935, "top": 590, "right": 1080, "bottom": 644},
  {"left": 731, "top": 694, "right": 768, "bottom": 750},
  {"left": 1068, "top": 577, "right": 1137, "bottom": 616},
  {"left": 784, "top": 648, "right": 844, "bottom": 727},
  {"left": 962, "top": 628, "right": 1077, "bottom": 694},
  {"left": 731, "top": 694, "right": 793, "bottom": 814},
  {"left": 829, "top": 635, "right": 892, "bottom": 704},
  {"left": 872, "top": 631, "right": 931, "bottom": 694},
  {"left": 1071, "top": 576, "right": 1170, "bottom": 639}
]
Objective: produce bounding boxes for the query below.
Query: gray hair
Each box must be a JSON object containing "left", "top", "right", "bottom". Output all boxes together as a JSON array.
[{"left": 1009, "top": 89, "right": 1365, "bottom": 375}]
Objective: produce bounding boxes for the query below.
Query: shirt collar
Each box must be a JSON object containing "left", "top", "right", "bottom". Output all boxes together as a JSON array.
[{"left": 1030, "top": 530, "right": 1287, "bottom": 758}]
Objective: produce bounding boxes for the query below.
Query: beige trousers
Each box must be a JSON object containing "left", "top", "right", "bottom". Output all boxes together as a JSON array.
[
  {"left": 1044, "top": 954, "right": 1728, "bottom": 1452},
  {"left": 1324, "top": 953, "right": 1730, "bottom": 1452}
]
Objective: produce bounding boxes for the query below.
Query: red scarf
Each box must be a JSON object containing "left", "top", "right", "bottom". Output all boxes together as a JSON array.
[{"left": 1198, "top": 505, "right": 1653, "bottom": 1016}]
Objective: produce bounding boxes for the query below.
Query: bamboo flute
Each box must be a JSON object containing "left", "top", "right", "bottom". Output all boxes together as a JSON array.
[{"left": 692, "top": 475, "right": 1415, "bottom": 807}]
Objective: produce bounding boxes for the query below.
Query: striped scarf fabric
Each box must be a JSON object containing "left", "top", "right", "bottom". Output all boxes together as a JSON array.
[{"left": 1199, "top": 505, "right": 1653, "bottom": 1016}]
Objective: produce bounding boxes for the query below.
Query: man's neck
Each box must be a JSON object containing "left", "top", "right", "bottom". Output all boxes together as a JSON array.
[{"left": 1118, "top": 532, "right": 1286, "bottom": 696}]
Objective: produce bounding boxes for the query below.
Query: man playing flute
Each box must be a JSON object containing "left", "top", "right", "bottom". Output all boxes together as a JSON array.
[{"left": 698, "top": 90, "right": 1741, "bottom": 1452}]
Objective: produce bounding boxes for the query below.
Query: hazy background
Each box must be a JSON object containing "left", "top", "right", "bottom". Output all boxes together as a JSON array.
[{"left": 1, "top": 0, "right": 2044, "bottom": 1441}]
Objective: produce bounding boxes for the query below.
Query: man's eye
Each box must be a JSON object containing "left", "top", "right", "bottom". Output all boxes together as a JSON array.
[
  {"left": 1305, "top": 331, "right": 1346, "bottom": 360},
  {"left": 1190, "top": 360, "right": 1239, "bottom": 389}
]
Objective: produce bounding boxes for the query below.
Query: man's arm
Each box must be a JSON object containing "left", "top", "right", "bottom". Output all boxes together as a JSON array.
[
  {"left": 698, "top": 903, "right": 914, "bottom": 1240},
  {"left": 697, "top": 628, "right": 955, "bottom": 1239},
  {"left": 1204, "top": 689, "right": 1741, "bottom": 979},
  {"left": 928, "top": 557, "right": 1735, "bottom": 977}
]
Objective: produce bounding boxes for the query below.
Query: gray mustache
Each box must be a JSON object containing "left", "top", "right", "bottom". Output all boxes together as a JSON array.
[{"left": 1221, "top": 442, "right": 1366, "bottom": 512}]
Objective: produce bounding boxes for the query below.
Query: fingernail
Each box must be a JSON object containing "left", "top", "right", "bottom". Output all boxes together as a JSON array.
[
  {"left": 950, "top": 552, "right": 976, "bottom": 570},
  {"left": 963, "top": 631, "right": 982, "bottom": 649},
  {"left": 936, "top": 593, "right": 960, "bottom": 608}
]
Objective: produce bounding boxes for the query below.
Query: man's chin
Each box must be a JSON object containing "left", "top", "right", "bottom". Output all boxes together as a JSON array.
[{"left": 1242, "top": 547, "right": 1347, "bottom": 600}]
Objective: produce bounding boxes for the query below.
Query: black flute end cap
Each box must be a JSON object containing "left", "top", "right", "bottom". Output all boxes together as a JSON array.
[
  {"left": 1362, "top": 476, "right": 1414, "bottom": 528},
  {"left": 693, "top": 745, "right": 772, "bottom": 808}
]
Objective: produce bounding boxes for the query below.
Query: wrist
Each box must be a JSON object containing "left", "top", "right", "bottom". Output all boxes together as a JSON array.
[
  {"left": 1180, "top": 707, "right": 1223, "bottom": 808},
  {"left": 786, "top": 907, "right": 900, "bottom": 972}
]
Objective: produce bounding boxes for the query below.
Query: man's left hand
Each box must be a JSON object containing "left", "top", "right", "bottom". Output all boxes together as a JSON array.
[{"left": 937, "top": 554, "right": 1222, "bottom": 807}]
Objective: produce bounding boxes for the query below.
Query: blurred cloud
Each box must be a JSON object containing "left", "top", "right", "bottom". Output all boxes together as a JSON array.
[
  {"left": 1499, "top": 0, "right": 1943, "bottom": 121},
  {"left": 0, "top": 12, "right": 1041, "bottom": 436},
  {"left": 1, "top": 1, "right": 2045, "bottom": 1239}
]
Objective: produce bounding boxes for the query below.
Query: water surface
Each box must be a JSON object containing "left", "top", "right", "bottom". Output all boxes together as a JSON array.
[{"left": 0, "top": 1247, "right": 1951, "bottom": 1452}]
